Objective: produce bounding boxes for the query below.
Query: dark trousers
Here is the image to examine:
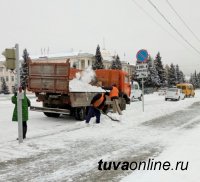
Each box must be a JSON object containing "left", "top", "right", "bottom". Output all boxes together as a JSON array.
[
  {"left": 86, "top": 107, "right": 101, "bottom": 123},
  {"left": 23, "top": 121, "right": 27, "bottom": 139}
]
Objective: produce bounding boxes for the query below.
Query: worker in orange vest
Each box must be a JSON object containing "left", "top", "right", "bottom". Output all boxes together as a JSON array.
[
  {"left": 85, "top": 92, "right": 108, "bottom": 124},
  {"left": 109, "top": 83, "right": 122, "bottom": 115}
]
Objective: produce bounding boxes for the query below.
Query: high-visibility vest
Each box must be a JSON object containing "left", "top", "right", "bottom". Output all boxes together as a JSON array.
[
  {"left": 109, "top": 86, "right": 119, "bottom": 98},
  {"left": 93, "top": 93, "right": 105, "bottom": 108}
]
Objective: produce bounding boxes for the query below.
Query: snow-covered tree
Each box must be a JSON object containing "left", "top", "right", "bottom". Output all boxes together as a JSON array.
[
  {"left": 198, "top": 72, "right": 200, "bottom": 88},
  {"left": 190, "top": 71, "right": 199, "bottom": 88},
  {"left": 179, "top": 70, "right": 185, "bottom": 83},
  {"left": 154, "top": 52, "right": 166, "bottom": 86},
  {"left": 175, "top": 65, "right": 181, "bottom": 83},
  {"left": 1, "top": 77, "right": 9, "bottom": 94},
  {"left": 20, "top": 49, "right": 30, "bottom": 90},
  {"left": 168, "top": 64, "right": 176, "bottom": 86},
  {"left": 92, "top": 45, "right": 104, "bottom": 70},
  {"left": 145, "top": 56, "right": 160, "bottom": 87},
  {"left": 165, "top": 64, "right": 170, "bottom": 86},
  {"left": 110, "top": 55, "right": 122, "bottom": 70}
]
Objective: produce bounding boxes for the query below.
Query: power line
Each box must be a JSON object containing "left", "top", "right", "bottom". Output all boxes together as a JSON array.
[
  {"left": 146, "top": 0, "right": 200, "bottom": 56},
  {"left": 131, "top": 0, "right": 187, "bottom": 49},
  {"left": 166, "top": 0, "right": 200, "bottom": 44}
]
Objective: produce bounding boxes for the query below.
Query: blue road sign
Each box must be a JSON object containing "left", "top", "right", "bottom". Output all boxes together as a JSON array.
[{"left": 136, "top": 49, "right": 148, "bottom": 63}]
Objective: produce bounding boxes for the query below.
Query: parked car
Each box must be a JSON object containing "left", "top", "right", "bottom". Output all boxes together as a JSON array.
[
  {"left": 130, "top": 81, "right": 142, "bottom": 101},
  {"left": 158, "top": 87, "right": 167, "bottom": 96},
  {"left": 176, "top": 83, "right": 195, "bottom": 97},
  {"left": 165, "top": 88, "right": 185, "bottom": 101}
]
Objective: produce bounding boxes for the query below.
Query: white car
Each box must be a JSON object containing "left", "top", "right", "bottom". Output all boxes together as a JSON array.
[
  {"left": 130, "top": 81, "right": 142, "bottom": 101},
  {"left": 165, "top": 88, "right": 185, "bottom": 101}
]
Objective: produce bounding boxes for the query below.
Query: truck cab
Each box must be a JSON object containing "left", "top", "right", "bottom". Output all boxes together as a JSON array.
[{"left": 95, "top": 69, "right": 131, "bottom": 97}]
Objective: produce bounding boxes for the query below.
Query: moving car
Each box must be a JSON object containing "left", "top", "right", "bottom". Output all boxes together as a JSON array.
[
  {"left": 176, "top": 83, "right": 195, "bottom": 97},
  {"left": 165, "top": 88, "right": 185, "bottom": 101}
]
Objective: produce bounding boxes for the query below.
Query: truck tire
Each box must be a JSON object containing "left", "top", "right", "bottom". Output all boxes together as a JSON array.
[
  {"left": 43, "top": 103, "right": 60, "bottom": 118},
  {"left": 43, "top": 112, "right": 60, "bottom": 118},
  {"left": 138, "top": 95, "right": 142, "bottom": 101},
  {"left": 75, "top": 107, "right": 86, "bottom": 121}
]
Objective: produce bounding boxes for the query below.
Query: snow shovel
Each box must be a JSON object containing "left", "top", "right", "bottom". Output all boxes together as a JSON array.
[{"left": 97, "top": 108, "right": 120, "bottom": 122}]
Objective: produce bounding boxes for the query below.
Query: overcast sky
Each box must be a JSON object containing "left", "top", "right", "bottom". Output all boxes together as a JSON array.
[{"left": 0, "top": 0, "right": 200, "bottom": 75}]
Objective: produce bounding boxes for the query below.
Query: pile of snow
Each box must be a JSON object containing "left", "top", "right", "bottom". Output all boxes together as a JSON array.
[{"left": 69, "top": 66, "right": 105, "bottom": 92}]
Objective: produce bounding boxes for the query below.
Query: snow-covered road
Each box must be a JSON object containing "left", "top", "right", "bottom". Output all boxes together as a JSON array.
[{"left": 0, "top": 91, "right": 200, "bottom": 181}]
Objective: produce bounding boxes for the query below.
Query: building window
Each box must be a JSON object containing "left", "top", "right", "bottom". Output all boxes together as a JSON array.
[
  {"left": 1, "top": 77, "right": 3, "bottom": 81},
  {"left": 6, "top": 76, "right": 9, "bottom": 82},
  {"left": 11, "top": 76, "right": 14, "bottom": 82},
  {"left": 0, "top": 68, "right": 3, "bottom": 72},
  {"left": 88, "top": 60, "right": 90, "bottom": 66}
]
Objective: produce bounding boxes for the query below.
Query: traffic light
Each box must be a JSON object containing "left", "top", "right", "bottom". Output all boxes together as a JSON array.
[{"left": 2, "top": 48, "right": 16, "bottom": 70}]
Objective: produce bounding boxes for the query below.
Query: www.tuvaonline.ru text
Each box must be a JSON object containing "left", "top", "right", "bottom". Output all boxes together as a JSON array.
[{"left": 98, "top": 158, "right": 189, "bottom": 171}]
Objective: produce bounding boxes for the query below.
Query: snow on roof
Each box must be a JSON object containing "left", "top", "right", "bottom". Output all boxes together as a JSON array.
[{"left": 29, "top": 51, "right": 94, "bottom": 60}]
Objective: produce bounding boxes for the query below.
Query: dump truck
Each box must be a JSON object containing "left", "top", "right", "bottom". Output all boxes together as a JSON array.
[
  {"left": 28, "top": 59, "right": 131, "bottom": 120},
  {"left": 28, "top": 60, "right": 101, "bottom": 120}
]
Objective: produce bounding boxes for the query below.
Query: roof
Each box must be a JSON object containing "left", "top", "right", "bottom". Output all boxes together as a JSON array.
[{"left": 32, "top": 51, "right": 93, "bottom": 59}]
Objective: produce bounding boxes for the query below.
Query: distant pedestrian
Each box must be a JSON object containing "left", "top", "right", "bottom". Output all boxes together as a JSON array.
[
  {"left": 12, "top": 90, "right": 31, "bottom": 139},
  {"left": 85, "top": 92, "right": 108, "bottom": 124}
]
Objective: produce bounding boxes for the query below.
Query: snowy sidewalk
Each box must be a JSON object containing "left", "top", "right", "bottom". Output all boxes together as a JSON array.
[{"left": 122, "top": 123, "right": 200, "bottom": 182}]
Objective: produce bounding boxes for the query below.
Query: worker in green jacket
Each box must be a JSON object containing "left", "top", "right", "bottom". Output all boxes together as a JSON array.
[{"left": 12, "top": 91, "right": 31, "bottom": 139}]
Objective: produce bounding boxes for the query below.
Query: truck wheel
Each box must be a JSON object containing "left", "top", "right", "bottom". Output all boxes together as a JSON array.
[
  {"left": 120, "top": 98, "right": 126, "bottom": 110},
  {"left": 43, "top": 112, "right": 60, "bottom": 118},
  {"left": 75, "top": 107, "right": 86, "bottom": 121},
  {"left": 138, "top": 95, "right": 142, "bottom": 101}
]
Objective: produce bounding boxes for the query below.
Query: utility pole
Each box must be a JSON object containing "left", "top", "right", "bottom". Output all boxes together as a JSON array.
[
  {"left": 142, "top": 78, "right": 144, "bottom": 112},
  {"left": 15, "top": 44, "right": 23, "bottom": 143},
  {"left": 2, "top": 44, "right": 23, "bottom": 143}
]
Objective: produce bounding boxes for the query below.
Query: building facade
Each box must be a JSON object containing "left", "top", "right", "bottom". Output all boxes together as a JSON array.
[
  {"left": 32, "top": 51, "right": 95, "bottom": 70},
  {"left": 0, "top": 49, "right": 134, "bottom": 93},
  {"left": 32, "top": 50, "right": 135, "bottom": 79},
  {"left": 0, "top": 62, "right": 16, "bottom": 93}
]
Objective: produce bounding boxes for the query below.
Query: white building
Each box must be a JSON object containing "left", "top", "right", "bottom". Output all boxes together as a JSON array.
[
  {"left": 0, "top": 62, "right": 16, "bottom": 93},
  {"left": 31, "top": 50, "right": 135, "bottom": 79},
  {"left": 31, "top": 51, "right": 95, "bottom": 70},
  {"left": 0, "top": 49, "right": 134, "bottom": 93}
]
